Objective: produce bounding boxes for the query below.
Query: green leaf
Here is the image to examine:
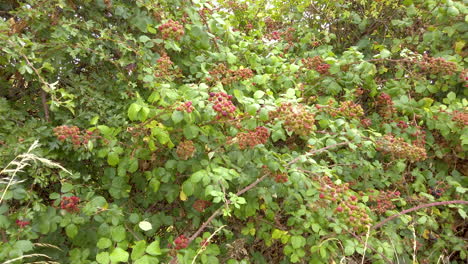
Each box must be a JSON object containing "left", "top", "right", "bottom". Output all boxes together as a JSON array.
[
  {"left": 107, "top": 152, "right": 120, "bottom": 166},
  {"left": 344, "top": 240, "right": 355, "bottom": 256},
  {"left": 110, "top": 247, "right": 129, "bottom": 263},
  {"left": 111, "top": 225, "right": 126, "bottom": 242},
  {"left": 134, "top": 255, "right": 159, "bottom": 264},
  {"left": 98, "top": 125, "right": 112, "bottom": 137},
  {"left": 97, "top": 238, "right": 112, "bottom": 249},
  {"left": 128, "top": 103, "right": 142, "bottom": 121},
  {"left": 146, "top": 240, "right": 162, "bottom": 256},
  {"left": 66, "top": 224, "right": 78, "bottom": 239},
  {"left": 182, "top": 180, "right": 194, "bottom": 196},
  {"left": 132, "top": 240, "right": 147, "bottom": 260},
  {"left": 61, "top": 182, "right": 74, "bottom": 193},
  {"left": 139, "top": 35, "right": 151, "bottom": 42},
  {"left": 150, "top": 178, "right": 161, "bottom": 193},
  {"left": 15, "top": 240, "right": 33, "bottom": 253},
  {"left": 291, "top": 236, "right": 305, "bottom": 249},
  {"left": 183, "top": 125, "right": 199, "bottom": 139},
  {"left": 171, "top": 111, "right": 184, "bottom": 124},
  {"left": 96, "top": 252, "right": 110, "bottom": 264},
  {"left": 191, "top": 170, "right": 206, "bottom": 183}
]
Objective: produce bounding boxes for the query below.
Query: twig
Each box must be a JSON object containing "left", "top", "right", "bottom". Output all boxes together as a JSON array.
[
  {"left": 361, "top": 225, "right": 371, "bottom": 264},
  {"left": 348, "top": 231, "right": 394, "bottom": 264},
  {"left": 191, "top": 225, "right": 226, "bottom": 264},
  {"left": 410, "top": 224, "right": 417, "bottom": 264},
  {"left": 372, "top": 200, "right": 468, "bottom": 230}
]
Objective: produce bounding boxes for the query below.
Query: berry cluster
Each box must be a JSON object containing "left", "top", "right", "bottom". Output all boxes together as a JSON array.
[
  {"left": 61, "top": 196, "right": 80, "bottom": 213},
  {"left": 176, "top": 101, "right": 194, "bottom": 113},
  {"left": 207, "top": 64, "right": 254, "bottom": 85},
  {"left": 415, "top": 54, "right": 457, "bottom": 75},
  {"left": 193, "top": 200, "right": 211, "bottom": 213},
  {"left": 396, "top": 120, "right": 408, "bottom": 129},
  {"left": 266, "top": 31, "right": 281, "bottom": 40},
  {"left": 174, "top": 235, "right": 189, "bottom": 250},
  {"left": 317, "top": 177, "right": 372, "bottom": 228},
  {"left": 200, "top": 238, "right": 210, "bottom": 248},
  {"left": 376, "top": 93, "right": 396, "bottom": 119},
  {"left": 429, "top": 181, "right": 448, "bottom": 199},
  {"left": 360, "top": 118, "right": 372, "bottom": 127},
  {"left": 451, "top": 110, "right": 468, "bottom": 127},
  {"left": 409, "top": 125, "right": 427, "bottom": 147},
  {"left": 368, "top": 190, "right": 400, "bottom": 213},
  {"left": 208, "top": 92, "right": 236, "bottom": 120},
  {"left": 265, "top": 27, "right": 295, "bottom": 44},
  {"left": 225, "top": 1, "right": 248, "bottom": 11},
  {"left": 158, "top": 19, "right": 184, "bottom": 41},
  {"left": 53, "top": 125, "right": 94, "bottom": 146},
  {"left": 269, "top": 103, "right": 315, "bottom": 136},
  {"left": 154, "top": 53, "right": 182, "bottom": 80},
  {"left": 16, "top": 219, "right": 30, "bottom": 228},
  {"left": 198, "top": 7, "right": 213, "bottom": 20},
  {"left": 176, "top": 140, "right": 196, "bottom": 160},
  {"left": 301, "top": 56, "right": 330, "bottom": 75},
  {"left": 375, "top": 135, "right": 427, "bottom": 162},
  {"left": 273, "top": 172, "right": 288, "bottom": 183},
  {"left": 460, "top": 69, "right": 468, "bottom": 88},
  {"left": 264, "top": 17, "right": 283, "bottom": 32},
  {"left": 234, "top": 126, "right": 269, "bottom": 150},
  {"left": 329, "top": 101, "right": 364, "bottom": 119}
]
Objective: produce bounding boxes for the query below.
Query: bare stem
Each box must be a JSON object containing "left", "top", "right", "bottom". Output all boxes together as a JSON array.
[{"left": 372, "top": 200, "right": 468, "bottom": 230}]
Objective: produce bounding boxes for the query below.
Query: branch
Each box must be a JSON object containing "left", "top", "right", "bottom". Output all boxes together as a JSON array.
[
  {"left": 186, "top": 140, "right": 351, "bottom": 245},
  {"left": 372, "top": 200, "right": 468, "bottom": 230}
]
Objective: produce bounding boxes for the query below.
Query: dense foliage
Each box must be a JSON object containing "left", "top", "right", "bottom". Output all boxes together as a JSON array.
[{"left": 1, "top": 0, "right": 467, "bottom": 263}]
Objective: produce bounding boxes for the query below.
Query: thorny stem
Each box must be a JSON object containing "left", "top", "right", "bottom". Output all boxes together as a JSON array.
[{"left": 372, "top": 200, "right": 468, "bottom": 230}]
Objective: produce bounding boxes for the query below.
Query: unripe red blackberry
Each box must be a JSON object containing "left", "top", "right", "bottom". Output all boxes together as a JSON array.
[{"left": 176, "top": 140, "right": 196, "bottom": 160}]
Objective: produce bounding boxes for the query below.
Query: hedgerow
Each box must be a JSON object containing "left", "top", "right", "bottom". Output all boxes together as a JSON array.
[{"left": 0, "top": 0, "right": 467, "bottom": 263}]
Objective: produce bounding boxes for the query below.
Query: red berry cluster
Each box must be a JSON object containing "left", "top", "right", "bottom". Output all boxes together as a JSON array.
[
  {"left": 368, "top": 190, "right": 400, "bottom": 213},
  {"left": 360, "top": 118, "right": 372, "bottom": 127},
  {"left": 376, "top": 93, "right": 396, "bottom": 119},
  {"left": 53, "top": 125, "right": 94, "bottom": 146},
  {"left": 174, "top": 235, "right": 189, "bottom": 250},
  {"left": 207, "top": 64, "right": 254, "bottom": 85},
  {"left": 273, "top": 172, "right": 288, "bottom": 183},
  {"left": 266, "top": 31, "right": 281, "bottom": 40},
  {"left": 264, "top": 17, "right": 283, "bottom": 32},
  {"left": 154, "top": 53, "right": 182, "bottom": 79},
  {"left": 200, "top": 238, "right": 210, "bottom": 248},
  {"left": 409, "top": 125, "right": 427, "bottom": 147},
  {"left": 16, "top": 219, "right": 30, "bottom": 228},
  {"left": 329, "top": 101, "right": 364, "bottom": 119},
  {"left": 234, "top": 126, "right": 269, "bottom": 150},
  {"left": 176, "top": 140, "right": 196, "bottom": 160},
  {"left": 269, "top": 103, "right": 315, "bottom": 136},
  {"left": 375, "top": 135, "right": 427, "bottom": 162},
  {"left": 451, "top": 110, "right": 468, "bottom": 127},
  {"left": 225, "top": 1, "right": 248, "bottom": 11},
  {"left": 396, "top": 120, "right": 408, "bottom": 129},
  {"left": 301, "top": 56, "right": 330, "bottom": 75},
  {"left": 208, "top": 92, "right": 236, "bottom": 120},
  {"left": 60, "top": 196, "right": 80, "bottom": 213},
  {"left": 460, "top": 69, "right": 468, "bottom": 88},
  {"left": 414, "top": 54, "right": 457, "bottom": 75},
  {"left": 158, "top": 19, "right": 184, "bottom": 41},
  {"left": 317, "top": 177, "right": 372, "bottom": 228},
  {"left": 193, "top": 200, "right": 211, "bottom": 213},
  {"left": 176, "top": 101, "right": 194, "bottom": 113},
  {"left": 198, "top": 7, "right": 213, "bottom": 20},
  {"left": 429, "top": 181, "right": 448, "bottom": 199}
]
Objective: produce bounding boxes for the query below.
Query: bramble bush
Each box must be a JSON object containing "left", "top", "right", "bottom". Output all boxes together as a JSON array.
[{"left": 0, "top": 0, "right": 467, "bottom": 263}]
